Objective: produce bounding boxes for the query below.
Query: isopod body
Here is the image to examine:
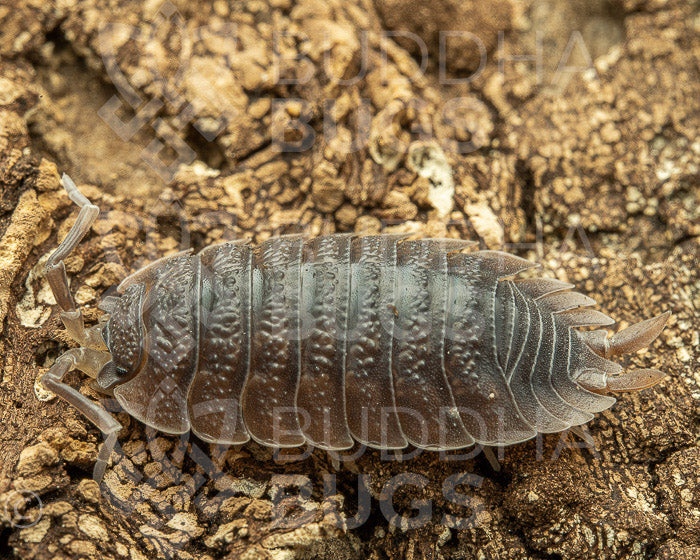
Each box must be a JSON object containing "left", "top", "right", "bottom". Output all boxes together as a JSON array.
[{"left": 40, "top": 175, "right": 670, "bottom": 479}]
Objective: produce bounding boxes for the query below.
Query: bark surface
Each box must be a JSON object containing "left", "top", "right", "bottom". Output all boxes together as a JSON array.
[{"left": 0, "top": 1, "right": 698, "bottom": 559}]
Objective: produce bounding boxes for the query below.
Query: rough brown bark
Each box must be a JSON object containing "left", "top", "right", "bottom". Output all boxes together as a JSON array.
[{"left": 0, "top": 0, "right": 697, "bottom": 559}]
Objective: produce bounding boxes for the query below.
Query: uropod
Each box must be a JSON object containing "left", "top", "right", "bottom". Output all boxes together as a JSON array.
[{"left": 39, "top": 174, "right": 671, "bottom": 481}]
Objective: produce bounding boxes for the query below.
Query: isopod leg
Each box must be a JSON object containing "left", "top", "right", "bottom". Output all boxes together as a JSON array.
[
  {"left": 482, "top": 446, "right": 502, "bottom": 472},
  {"left": 569, "top": 425, "right": 595, "bottom": 447},
  {"left": 45, "top": 174, "right": 103, "bottom": 349},
  {"left": 41, "top": 351, "right": 122, "bottom": 482}
]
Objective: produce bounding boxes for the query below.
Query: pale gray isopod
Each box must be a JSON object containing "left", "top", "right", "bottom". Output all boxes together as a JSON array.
[{"left": 40, "top": 175, "right": 671, "bottom": 480}]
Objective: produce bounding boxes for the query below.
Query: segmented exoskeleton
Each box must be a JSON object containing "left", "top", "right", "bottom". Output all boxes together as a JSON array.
[{"left": 40, "top": 175, "right": 671, "bottom": 480}]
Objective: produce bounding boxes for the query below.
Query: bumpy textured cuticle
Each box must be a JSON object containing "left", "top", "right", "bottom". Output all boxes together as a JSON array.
[{"left": 98, "top": 235, "right": 669, "bottom": 451}]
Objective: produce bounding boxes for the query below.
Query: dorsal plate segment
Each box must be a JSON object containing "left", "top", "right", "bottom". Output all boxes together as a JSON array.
[
  {"left": 452, "top": 251, "right": 540, "bottom": 280},
  {"left": 514, "top": 278, "right": 574, "bottom": 300},
  {"left": 538, "top": 292, "right": 596, "bottom": 314},
  {"left": 558, "top": 309, "right": 615, "bottom": 328}
]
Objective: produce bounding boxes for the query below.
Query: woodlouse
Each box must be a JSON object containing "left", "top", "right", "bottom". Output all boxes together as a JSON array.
[{"left": 40, "top": 175, "right": 671, "bottom": 481}]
